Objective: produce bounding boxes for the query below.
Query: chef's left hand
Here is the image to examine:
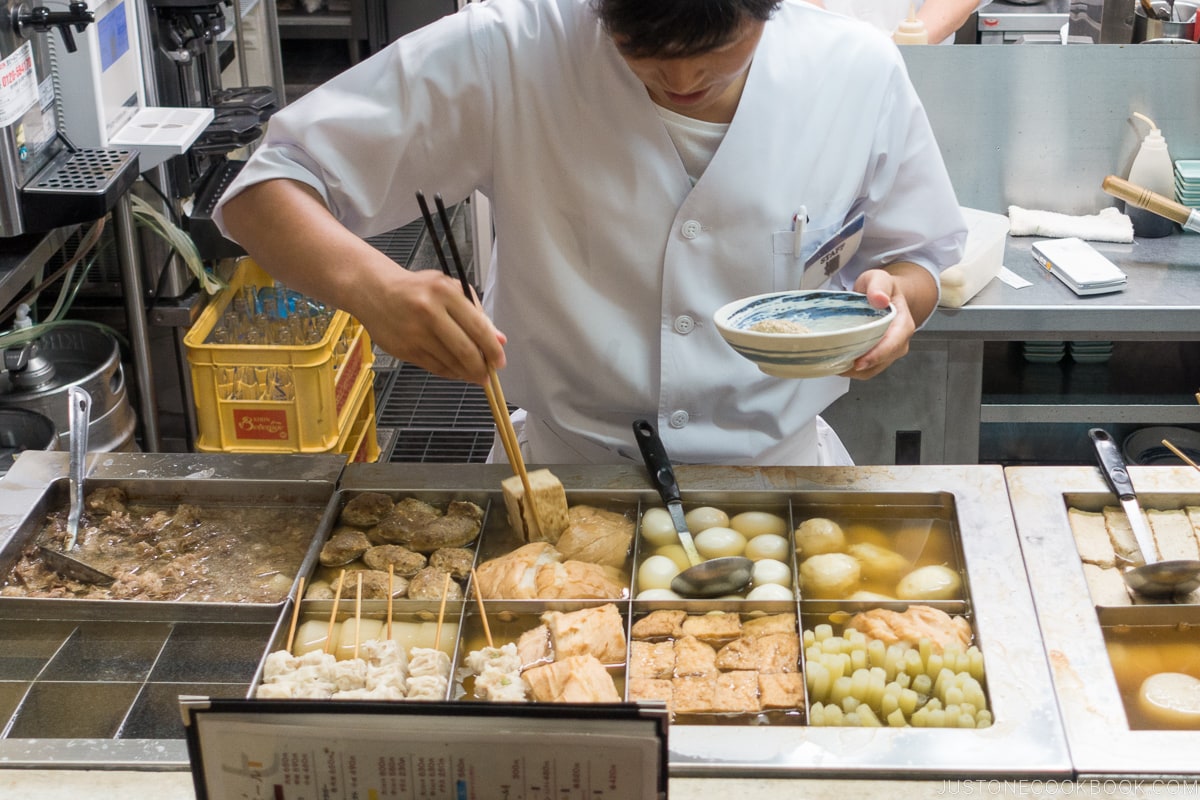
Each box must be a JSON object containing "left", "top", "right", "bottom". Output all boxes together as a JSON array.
[{"left": 841, "top": 262, "right": 939, "bottom": 380}]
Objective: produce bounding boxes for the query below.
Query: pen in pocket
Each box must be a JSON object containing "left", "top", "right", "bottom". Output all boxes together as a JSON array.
[{"left": 792, "top": 206, "right": 808, "bottom": 260}]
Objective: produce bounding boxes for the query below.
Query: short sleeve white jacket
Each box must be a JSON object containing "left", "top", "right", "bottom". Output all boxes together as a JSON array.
[{"left": 216, "top": 0, "right": 966, "bottom": 465}]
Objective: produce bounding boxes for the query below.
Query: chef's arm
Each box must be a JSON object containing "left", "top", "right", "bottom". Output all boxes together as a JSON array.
[
  {"left": 842, "top": 261, "right": 939, "bottom": 380},
  {"left": 221, "top": 178, "right": 505, "bottom": 386},
  {"left": 915, "top": 0, "right": 982, "bottom": 43}
]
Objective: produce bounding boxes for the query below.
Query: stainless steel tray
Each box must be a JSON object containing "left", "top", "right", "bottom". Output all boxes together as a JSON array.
[
  {"left": 303, "top": 463, "right": 1068, "bottom": 779},
  {"left": 0, "top": 451, "right": 343, "bottom": 621},
  {"left": 1006, "top": 465, "right": 1200, "bottom": 778},
  {"left": 0, "top": 451, "right": 343, "bottom": 768}
]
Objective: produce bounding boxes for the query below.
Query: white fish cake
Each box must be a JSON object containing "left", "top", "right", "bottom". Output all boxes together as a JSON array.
[
  {"left": 1082, "top": 563, "right": 1131, "bottom": 607},
  {"left": 1103, "top": 506, "right": 1142, "bottom": 564},
  {"left": 1069, "top": 508, "right": 1117, "bottom": 568},
  {"left": 1147, "top": 509, "right": 1200, "bottom": 562}
]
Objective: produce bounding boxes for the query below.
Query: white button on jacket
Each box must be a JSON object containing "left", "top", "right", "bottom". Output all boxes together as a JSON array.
[{"left": 215, "top": 0, "right": 966, "bottom": 466}]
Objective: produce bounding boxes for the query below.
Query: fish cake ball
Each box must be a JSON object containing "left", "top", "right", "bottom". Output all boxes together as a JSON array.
[
  {"left": 730, "top": 511, "right": 787, "bottom": 539},
  {"left": 896, "top": 564, "right": 962, "bottom": 601},
  {"left": 799, "top": 552, "right": 861, "bottom": 599},
  {"left": 751, "top": 558, "right": 792, "bottom": 587},
  {"left": 744, "top": 533, "right": 790, "bottom": 562},
  {"left": 638, "top": 555, "right": 682, "bottom": 592},
  {"left": 684, "top": 506, "right": 729, "bottom": 533},
  {"left": 694, "top": 526, "right": 747, "bottom": 559},
  {"left": 655, "top": 544, "right": 693, "bottom": 572},
  {"left": 640, "top": 508, "right": 678, "bottom": 547},
  {"left": 795, "top": 518, "right": 846, "bottom": 557}
]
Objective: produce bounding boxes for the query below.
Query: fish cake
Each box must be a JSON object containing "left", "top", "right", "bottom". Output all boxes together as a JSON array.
[
  {"left": 681, "top": 612, "right": 743, "bottom": 644},
  {"left": 673, "top": 635, "right": 718, "bottom": 677},
  {"left": 631, "top": 609, "right": 686, "bottom": 640},
  {"left": 712, "top": 670, "right": 761, "bottom": 714},
  {"left": 758, "top": 672, "right": 806, "bottom": 710}
]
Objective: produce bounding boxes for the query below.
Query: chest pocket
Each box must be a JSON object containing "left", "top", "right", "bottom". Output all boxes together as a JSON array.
[{"left": 771, "top": 220, "right": 841, "bottom": 291}]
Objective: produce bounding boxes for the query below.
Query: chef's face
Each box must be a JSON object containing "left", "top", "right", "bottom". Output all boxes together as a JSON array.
[{"left": 615, "top": 19, "right": 765, "bottom": 124}]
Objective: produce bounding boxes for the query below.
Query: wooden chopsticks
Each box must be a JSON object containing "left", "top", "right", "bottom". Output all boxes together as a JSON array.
[
  {"left": 1162, "top": 438, "right": 1200, "bottom": 475},
  {"left": 415, "top": 192, "right": 543, "bottom": 530}
]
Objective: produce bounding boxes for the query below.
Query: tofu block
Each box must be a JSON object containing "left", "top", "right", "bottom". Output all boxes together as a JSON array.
[
  {"left": 712, "top": 670, "right": 761, "bottom": 713},
  {"left": 1185, "top": 507, "right": 1200, "bottom": 554},
  {"left": 751, "top": 632, "right": 800, "bottom": 674},
  {"left": 631, "top": 609, "right": 687, "bottom": 640},
  {"left": 627, "top": 677, "right": 673, "bottom": 708},
  {"left": 629, "top": 640, "right": 675, "bottom": 680},
  {"left": 1147, "top": 509, "right": 1200, "bottom": 562},
  {"left": 502, "top": 468, "right": 569, "bottom": 543},
  {"left": 741, "top": 613, "right": 797, "bottom": 639},
  {"left": 671, "top": 676, "right": 717, "bottom": 714},
  {"left": 758, "top": 672, "right": 806, "bottom": 710},
  {"left": 1103, "top": 506, "right": 1142, "bottom": 564},
  {"left": 1069, "top": 508, "right": 1116, "bottom": 568},
  {"left": 681, "top": 612, "right": 743, "bottom": 643},
  {"left": 713, "top": 637, "right": 757, "bottom": 672},
  {"left": 672, "top": 634, "right": 719, "bottom": 677}
]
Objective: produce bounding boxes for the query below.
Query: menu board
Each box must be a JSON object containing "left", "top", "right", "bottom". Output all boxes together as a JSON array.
[{"left": 183, "top": 699, "right": 668, "bottom": 800}]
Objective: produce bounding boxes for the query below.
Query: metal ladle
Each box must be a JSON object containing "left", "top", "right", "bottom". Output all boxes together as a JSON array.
[
  {"left": 632, "top": 419, "right": 753, "bottom": 598},
  {"left": 38, "top": 386, "right": 116, "bottom": 586},
  {"left": 1089, "top": 428, "right": 1200, "bottom": 598}
]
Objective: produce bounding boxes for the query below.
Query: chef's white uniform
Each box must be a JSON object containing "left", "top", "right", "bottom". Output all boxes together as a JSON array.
[{"left": 214, "top": 0, "right": 966, "bottom": 466}]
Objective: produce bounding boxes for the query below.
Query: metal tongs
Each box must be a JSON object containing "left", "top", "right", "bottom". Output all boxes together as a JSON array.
[{"left": 38, "top": 386, "right": 116, "bottom": 585}]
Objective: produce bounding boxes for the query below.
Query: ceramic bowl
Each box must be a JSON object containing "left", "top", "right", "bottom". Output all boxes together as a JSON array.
[{"left": 713, "top": 290, "right": 895, "bottom": 379}]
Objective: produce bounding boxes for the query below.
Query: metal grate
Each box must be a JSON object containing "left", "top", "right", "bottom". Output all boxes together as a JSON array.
[
  {"left": 25, "top": 149, "right": 138, "bottom": 194},
  {"left": 367, "top": 220, "right": 424, "bottom": 266},
  {"left": 388, "top": 429, "right": 495, "bottom": 463},
  {"left": 366, "top": 201, "right": 494, "bottom": 464},
  {"left": 378, "top": 363, "right": 496, "bottom": 430}
]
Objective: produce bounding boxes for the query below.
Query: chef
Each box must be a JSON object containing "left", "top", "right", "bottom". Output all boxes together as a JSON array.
[{"left": 215, "top": 0, "right": 966, "bottom": 466}]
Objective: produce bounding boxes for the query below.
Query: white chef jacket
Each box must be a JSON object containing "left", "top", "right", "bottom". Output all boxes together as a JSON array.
[{"left": 214, "top": 0, "right": 966, "bottom": 466}]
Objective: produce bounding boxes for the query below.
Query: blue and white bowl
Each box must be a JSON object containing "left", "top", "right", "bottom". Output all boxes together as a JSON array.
[{"left": 713, "top": 290, "right": 895, "bottom": 379}]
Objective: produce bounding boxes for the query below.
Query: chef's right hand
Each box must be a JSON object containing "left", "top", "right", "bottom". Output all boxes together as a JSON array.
[{"left": 359, "top": 265, "right": 506, "bottom": 386}]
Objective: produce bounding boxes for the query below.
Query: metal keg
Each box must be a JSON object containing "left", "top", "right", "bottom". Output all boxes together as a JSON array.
[
  {"left": 0, "top": 407, "right": 58, "bottom": 476},
  {"left": 0, "top": 323, "right": 138, "bottom": 453}
]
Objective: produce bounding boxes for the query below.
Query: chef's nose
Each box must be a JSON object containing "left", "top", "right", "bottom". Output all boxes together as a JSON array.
[{"left": 657, "top": 59, "right": 705, "bottom": 94}]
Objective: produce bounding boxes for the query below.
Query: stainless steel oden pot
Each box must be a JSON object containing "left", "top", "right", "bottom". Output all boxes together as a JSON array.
[{"left": 0, "top": 323, "right": 138, "bottom": 453}]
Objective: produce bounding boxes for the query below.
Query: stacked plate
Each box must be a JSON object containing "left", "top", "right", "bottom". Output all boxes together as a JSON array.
[
  {"left": 1123, "top": 426, "right": 1200, "bottom": 466},
  {"left": 1175, "top": 160, "right": 1200, "bottom": 210},
  {"left": 1022, "top": 340, "right": 1065, "bottom": 363},
  {"left": 1068, "top": 340, "right": 1113, "bottom": 363}
]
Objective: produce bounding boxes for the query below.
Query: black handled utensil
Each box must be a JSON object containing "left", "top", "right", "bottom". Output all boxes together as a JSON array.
[{"left": 632, "top": 419, "right": 753, "bottom": 598}]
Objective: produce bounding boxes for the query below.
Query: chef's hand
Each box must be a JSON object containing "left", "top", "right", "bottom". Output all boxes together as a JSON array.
[
  {"left": 358, "top": 265, "right": 507, "bottom": 387},
  {"left": 841, "top": 262, "right": 938, "bottom": 380}
]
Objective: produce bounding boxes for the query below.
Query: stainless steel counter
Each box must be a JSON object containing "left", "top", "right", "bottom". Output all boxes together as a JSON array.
[
  {"left": 978, "top": 0, "right": 1070, "bottom": 43},
  {"left": 1007, "top": 465, "right": 1200, "bottom": 778},
  {"left": 0, "top": 454, "right": 1068, "bottom": 779}
]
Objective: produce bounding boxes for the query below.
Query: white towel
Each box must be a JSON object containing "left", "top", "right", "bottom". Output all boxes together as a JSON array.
[{"left": 1007, "top": 205, "right": 1134, "bottom": 243}]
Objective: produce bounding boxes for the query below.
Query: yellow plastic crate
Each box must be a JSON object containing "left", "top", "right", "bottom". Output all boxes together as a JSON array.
[
  {"left": 337, "top": 381, "right": 380, "bottom": 463},
  {"left": 185, "top": 259, "right": 375, "bottom": 453}
]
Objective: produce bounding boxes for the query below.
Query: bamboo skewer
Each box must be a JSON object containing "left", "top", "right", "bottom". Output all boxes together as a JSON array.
[
  {"left": 354, "top": 572, "right": 363, "bottom": 662},
  {"left": 469, "top": 567, "right": 494, "bottom": 649},
  {"left": 415, "top": 190, "right": 545, "bottom": 536},
  {"left": 285, "top": 577, "right": 305, "bottom": 653},
  {"left": 387, "top": 563, "right": 394, "bottom": 641},
  {"left": 324, "top": 569, "right": 346, "bottom": 655},
  {"left": 435, "top": 571, "right": 452, "bottom": 653},
  {"left": 1162, "top": 439, "right": 1200, "bottom": 474}
]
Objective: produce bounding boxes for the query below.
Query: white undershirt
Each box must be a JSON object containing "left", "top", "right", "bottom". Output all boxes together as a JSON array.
[{"left": 654, "top": 105, "right": 729, "bottom": 186}]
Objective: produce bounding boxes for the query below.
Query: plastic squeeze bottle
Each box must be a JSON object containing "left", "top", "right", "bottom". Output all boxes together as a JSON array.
[
  {"left": 1125, "top": 112, "right": 1175, "bottom": 238},
  {"left": 893, "top": 4, "right": 929, "bottom": 44}
]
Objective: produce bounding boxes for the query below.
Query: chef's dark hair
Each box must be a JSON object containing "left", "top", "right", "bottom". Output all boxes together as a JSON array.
[{"left": 594, "top": 0, "right": 782, "bottom": 59}]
